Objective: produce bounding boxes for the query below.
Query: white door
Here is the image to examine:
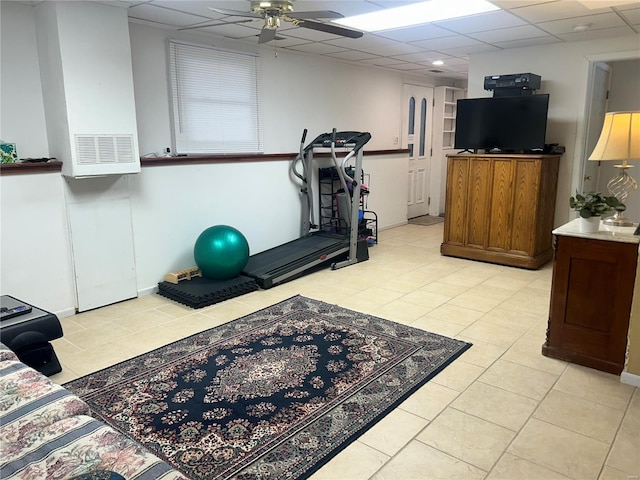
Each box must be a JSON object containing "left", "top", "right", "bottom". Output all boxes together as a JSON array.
[
  {"left": 402, "top": 84, "right": 433, "bottom": 219},
  {"left": 582, "top": 62, "right": 611, "bottom": 193}
]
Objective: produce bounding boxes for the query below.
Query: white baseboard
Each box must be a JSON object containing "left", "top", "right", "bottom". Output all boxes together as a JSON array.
[
  {"left": 56, "top": 307, "right": 78, "bottom": 319},
  {"left": 138, "top": 285, "right": 159, "bottom": 297},
  {"left": 620, "top": 372, "right": 640, "bottom": 387},
  {"left": 379, "top": 220, "right": 408, "bottom": 231}
]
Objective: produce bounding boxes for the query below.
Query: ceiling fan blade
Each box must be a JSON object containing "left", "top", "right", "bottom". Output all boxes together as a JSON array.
[
  {"left": 287, "top": 10, "right": 344, "bottom": 19},
  {"left": 178, "top": 19, "right": 253, "bottom": 31},
  {"left": 258, "top": 27, "right": 278, "bottom": 44},
  {"left": 298, "top": 20, "right": 363, "bottom": 39},
  {"left": 208, "top": 7, "right": 262, "bottom": 18}
]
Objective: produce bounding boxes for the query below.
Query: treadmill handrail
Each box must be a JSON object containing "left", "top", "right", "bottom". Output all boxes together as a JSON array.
[
  {"left": 330, "top": 131, "right": 352, "bottom": 199},
  {"left": 290, "top": 128, "right": 307, "bottom": 183},
  {"left": 290, "top": 128, "right": 315, "bottom": 229}
]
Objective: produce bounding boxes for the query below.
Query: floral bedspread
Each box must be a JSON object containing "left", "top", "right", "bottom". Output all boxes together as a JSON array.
[{"left": 0, "top": 343, "right": 189, "bottom": 480}]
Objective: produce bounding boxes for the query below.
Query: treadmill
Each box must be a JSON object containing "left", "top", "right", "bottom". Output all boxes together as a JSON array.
[{"left": 242, "top": 129, "right": 371, "bottom": 289}]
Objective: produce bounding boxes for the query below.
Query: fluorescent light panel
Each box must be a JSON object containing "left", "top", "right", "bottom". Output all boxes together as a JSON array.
[{"left": 333, "top": 0, "right": 500, "bottom": 32}]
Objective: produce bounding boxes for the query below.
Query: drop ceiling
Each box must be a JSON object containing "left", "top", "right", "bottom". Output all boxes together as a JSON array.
[{"left": 125, "top": 0, "right": 640, "bottom": 81}]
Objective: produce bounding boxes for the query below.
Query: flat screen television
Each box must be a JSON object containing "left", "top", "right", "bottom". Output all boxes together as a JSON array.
[{"left": 454, "top": 94, "right": 549, "bottom": 153}]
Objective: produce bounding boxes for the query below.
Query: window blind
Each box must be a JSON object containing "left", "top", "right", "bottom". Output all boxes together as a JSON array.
[{"left": 168, "top": 40, "right": 262, "bottom": 154}]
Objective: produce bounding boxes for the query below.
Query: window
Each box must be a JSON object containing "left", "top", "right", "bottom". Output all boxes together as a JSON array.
[
  {"left": 408, "top": 96, "right": 415, "bottom": 156},
  {"left": 168, "top": 40, "right": 262, "bottom": 154},
  {"left": 419, "top": 98, "right": 427, "bottom": 156}
]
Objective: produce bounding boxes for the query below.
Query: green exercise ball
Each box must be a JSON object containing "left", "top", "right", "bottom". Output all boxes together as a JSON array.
[{"left": 194, "top": 225, "right": 250, "bottom": 280}]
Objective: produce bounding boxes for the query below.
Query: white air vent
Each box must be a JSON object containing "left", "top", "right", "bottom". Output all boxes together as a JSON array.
[{"left": 75, "top": 135, "right": 135, "bottom": 165}]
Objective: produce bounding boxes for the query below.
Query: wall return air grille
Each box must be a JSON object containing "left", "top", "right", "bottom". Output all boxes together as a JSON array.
[{"left": 75, "top": 135, "right": 135, "bottom": 165}]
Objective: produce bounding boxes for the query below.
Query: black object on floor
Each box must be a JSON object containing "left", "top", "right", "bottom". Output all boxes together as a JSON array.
[
  {"left": 157, "top": 275, "right": 258, "bottom": 309},
  {"left": 0, "top": 295, "right": 63, "bottom": 376}
]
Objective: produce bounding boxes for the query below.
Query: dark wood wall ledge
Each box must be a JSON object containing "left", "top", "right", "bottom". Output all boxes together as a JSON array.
[
  {"left": 1, "top": 149, "right": 409, "bottom": 175},
  {"left": 141, "top": 148, "right": 410, "bottom": 167},
  {"left": 0, "top": 161, "right": 63, "bottom": 175}
]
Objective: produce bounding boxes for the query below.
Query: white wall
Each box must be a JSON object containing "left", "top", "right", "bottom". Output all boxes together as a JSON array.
[
  {"left": 1, "top": 4, "right": 413, "bottom": 316},
  {"left": 0, "top": 173, "right": 76, "bottom": 317},
  {"left": 129, "top": 22, "right": 405, "bottom": 155},
  {"left": 0, "top": 2, "right": 48, "bottom": 157},
  {"left": 468, "top": 35, "right": 640, "bottom": 227},
  {"left": 3, "top": 1, "right": 638, "bottom": 317}
]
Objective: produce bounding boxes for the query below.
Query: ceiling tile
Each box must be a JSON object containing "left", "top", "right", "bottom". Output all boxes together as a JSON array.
[
  {"left": 615, "top": 6, "right": 640, "bottom": 25},
  {"left": 149, "top": 1, "right": 223, "bottom": 20},
  {"left": 285, "top": 42, "right": 348, "bottom": 54},
  {"left": 434, "top": 10, "right": 528, "bottom": 34},
  {"left": 129, "top": 3, "right": 211, "bottom": 26},
  {"left": 468, "top": 24, "right": 552, "bottom": 43},
  {"left": 493, "top": 36, "right": 563, "bottom": 49},
  {"left": 435, "top": 43, "right": 502, "bottom": 56},
  {"left": 389, "top": 51, "right": 449, "bottom": 63},
  {"left": 556, "top": 25, "right": 639, "bottom": 41},
  {"left": 537, "top": 11, "right": 630, "bottom": 34},
  {"left": 490, "top": 0, "right": 557, "bottom": 8},
  {"left": 370, "top": 61, "right": 423, "bottom": 71},
  {"left": 409, "top": 35, "right": 485, "bottom": 50},
  {"left": 288, "top": 1, "right": 384, "bottom": 16},
  {"left": 577, "top": 0, "right": 639, "bottom": 9},
  {"left": 358, "top": 56, "right": 416, "bottom": 66},
  {"left": 374, "top": 24, "right": 455, "bottom": 42},
  {"left": 178, "top": 22, "right": 261, "bottom": 38},
  {"left": 353, "top": 40, "right": 429, "bottom": 56},
  {"left": 510, "top": 1, "right": 613, "bottom": 24},
  {"left": 323, "top": 33, "right": 395, "bottom": 49},
  {"left": 120, "top": 0, "right": 640, "bottom": 81},
  {"left": 324, "top": 50, "right": 379, "bottom": 61}
]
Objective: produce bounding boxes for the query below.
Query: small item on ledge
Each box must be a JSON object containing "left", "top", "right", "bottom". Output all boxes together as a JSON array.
[
  {"left": 0, "top": 141, "right": 18, "bottom": 164},
  {"left": 20, "top": 157, "right": 57, "bottom": 163}
]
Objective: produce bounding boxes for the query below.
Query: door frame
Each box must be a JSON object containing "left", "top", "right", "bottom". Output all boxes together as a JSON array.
[
  {"left": 581, "top": 61, "right": 611, "bottom": 193},
  {"left": 573, "top": 50, "right": 640, "bottom": 220}
]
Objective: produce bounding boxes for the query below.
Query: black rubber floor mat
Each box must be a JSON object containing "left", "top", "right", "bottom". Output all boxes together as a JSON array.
[{"left": 157, "top": 275, "right": 258, "bottom": 308}]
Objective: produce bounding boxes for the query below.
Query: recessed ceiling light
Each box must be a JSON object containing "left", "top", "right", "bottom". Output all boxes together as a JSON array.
[
  {"left": 573, "top": 23, "right": 593, "bottom": 32},
  {"left": 432, "top": 60, "right": 444, "bottom": 66},
  {"left": 332, "top": 0, "right": 500, "bottom": 32}
]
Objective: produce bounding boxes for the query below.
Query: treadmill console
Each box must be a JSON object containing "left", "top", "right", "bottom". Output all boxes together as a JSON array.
[{"left": 305, "top": 131, "right": 371, "bottom": 153}]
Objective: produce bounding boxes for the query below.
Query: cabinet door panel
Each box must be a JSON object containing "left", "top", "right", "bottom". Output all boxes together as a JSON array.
[
  {"left": 487, "top": 159, "right": 513, "bottom": 252},
  {"left": 466, "top": 158, "right": 491, "bottom": 249},
  {"left": 444, "top": 157, "right": 469, "bottom": 246},
  {"left": 511, "top": 160, "right": 539, "bottom": 254},
  {"left": 545, "top": 235, "right": 637, "bottom": 373}
]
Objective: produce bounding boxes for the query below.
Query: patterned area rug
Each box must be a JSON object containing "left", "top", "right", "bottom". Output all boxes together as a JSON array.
[{"left": 65, "top": 296, "right": 471, "bottom": 480}]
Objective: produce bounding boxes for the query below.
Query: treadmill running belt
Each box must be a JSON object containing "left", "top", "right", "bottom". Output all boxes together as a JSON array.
[{"left": 242, "top": 234, "right": 349, "bottom": 288}]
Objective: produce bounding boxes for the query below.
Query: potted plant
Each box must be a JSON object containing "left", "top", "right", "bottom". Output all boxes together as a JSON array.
[{"left": 569, "top": 192, "right": 626, "bottom": 232}]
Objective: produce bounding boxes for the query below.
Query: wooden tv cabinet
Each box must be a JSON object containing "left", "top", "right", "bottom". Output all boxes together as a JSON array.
[{"left": 441, "top": 153, "right": 561, "bottom": 269}]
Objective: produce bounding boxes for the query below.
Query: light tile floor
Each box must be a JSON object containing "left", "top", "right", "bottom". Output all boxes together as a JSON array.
[{"left": 50, "top": 223, "right": 640, "bottom": 480}]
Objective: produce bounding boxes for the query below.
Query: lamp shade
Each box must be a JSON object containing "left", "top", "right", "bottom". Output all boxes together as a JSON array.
[{"left": 588, "top": 111, "right": 640, "bottom": 162}]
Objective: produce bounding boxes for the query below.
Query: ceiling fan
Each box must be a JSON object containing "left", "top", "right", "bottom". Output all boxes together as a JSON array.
[{"left": 181, "top": 0, "right": 363, "bottom": 44}]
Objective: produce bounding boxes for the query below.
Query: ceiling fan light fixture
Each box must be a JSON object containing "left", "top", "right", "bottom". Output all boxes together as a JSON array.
[
  {"left": 333, "top": 0, "right": 500, "bottom": 32},
  {"left": 265, "top": 16, "right": 280, "bottom": 29}
]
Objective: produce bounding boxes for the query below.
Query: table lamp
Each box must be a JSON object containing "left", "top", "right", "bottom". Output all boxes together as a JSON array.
[{"left": 588, "top": 110, "right": 639, "bottom": 226}]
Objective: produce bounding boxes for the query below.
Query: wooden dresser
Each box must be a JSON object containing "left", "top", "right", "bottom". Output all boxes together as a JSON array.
[
  {"left": 543, "top": 220, "right": 639, "bottom": 374},
  {"left": 441, "top": 153, "right": 560, "bottom": 269}
]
